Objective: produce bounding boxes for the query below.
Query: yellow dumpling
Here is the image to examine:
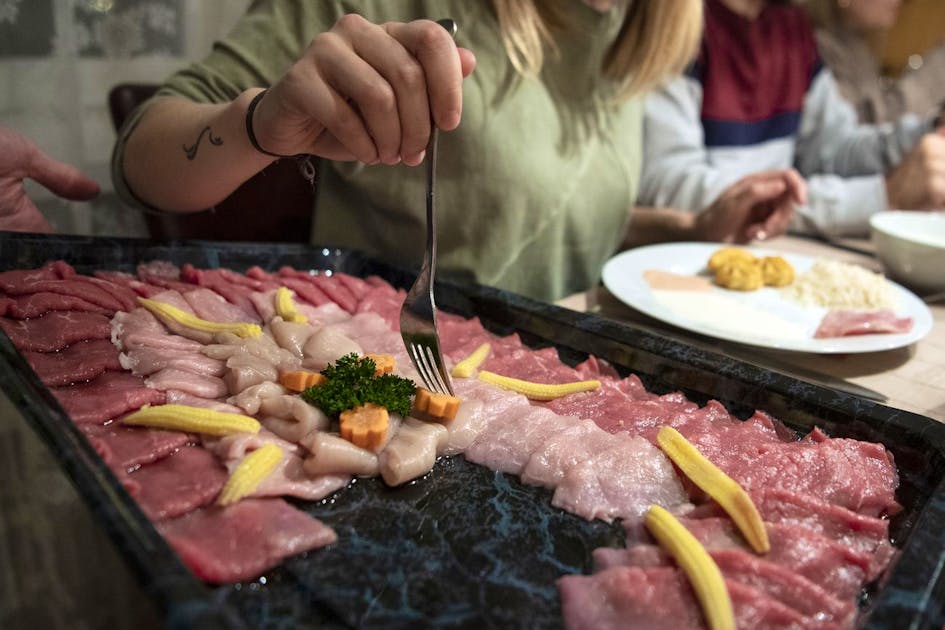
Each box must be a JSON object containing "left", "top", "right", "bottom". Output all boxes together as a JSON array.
[
  {"left": 707, "top": 247, "right": 757, "bottom": 273},
  {"left": 760, "top": 256, "right": 795, "bottom": 287},
  {"left": 714, "top": 259, "right": 763, "bottom": 291}
]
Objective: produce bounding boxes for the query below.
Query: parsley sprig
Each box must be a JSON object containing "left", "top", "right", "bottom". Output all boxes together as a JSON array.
[{"left": 301, "top": 353, "right": 416, "bottom": 417}]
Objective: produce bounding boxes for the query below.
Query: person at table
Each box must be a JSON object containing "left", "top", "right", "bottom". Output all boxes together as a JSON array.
[
  {"left": 113, "top": 0, "right": 804, "bottom": 302},
  {"left": 803, "top": 0, "right": 945, "bottom": 125},
  {"left": 0, "top": 125, "right": 100, "bottom": 233},
  {"left": 637, "top": 0, "right": 945, "bottom": 239}
]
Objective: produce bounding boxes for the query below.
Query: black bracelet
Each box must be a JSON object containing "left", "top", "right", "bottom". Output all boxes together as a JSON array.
[{"left": 245, "top": 89, "right": 302, "bottom": 159}]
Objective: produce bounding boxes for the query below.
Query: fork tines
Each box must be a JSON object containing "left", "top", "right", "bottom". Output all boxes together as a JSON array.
[{"left": 407, "top": 341, "right": 453, "bottom": 395}]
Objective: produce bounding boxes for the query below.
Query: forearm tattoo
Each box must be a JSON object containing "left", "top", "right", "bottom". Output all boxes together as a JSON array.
[{"left": 183, "top": 126, "right": 223, "bottom": 160}]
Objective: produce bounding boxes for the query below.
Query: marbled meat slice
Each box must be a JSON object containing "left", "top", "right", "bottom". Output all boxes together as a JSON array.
[
  {"left": 480, "top": 344, "right": 585, "bottom": 384},
  {"left": 679, "top": 516, "right": 871, "bottom": 601},
  {"left": 547, "top": 386, "right": 700, "bottom": 436},
  {"left": 51, "top": 371, "right": 166, "bottom": 424},
  {"left": 709, "top": 548, "right": 856, "bottom": 627},
  {"left": 757, "top": 488, "right": 896, "bottom": 579},
  {"left": 128, "top": 445, "right": 228, "bottom": 521},
  {"left": 0, "top": 264, "right": 60, "bottom": 290},
  {"left": 594, "top": 542, "right": 856, "bottom": 627},
  {"left": 0, "top": 277, "right": 123, "bottom": 312},
  {"left": 81, "top": 424, "right": 191, "bottom": 472},
  {"left": 0, "top": 291, "right": 112, "bottom": 318},
  {"left": 687, "top": 431, "right": 900, "bottom": 517},
  {"left": 24, "top": 338, "right": 123, "bottom": 386},
  {"left": 69, "top": 273, "right": 139, "bottom": 312},
  {"left": 0, "top": 311, "right": 111, "bottom": 352},
  {"left": 559, "top": 565, "right": 818, "bottom": 630},
  {"left": 158, "top": 497, "right": 337, "bottom": 584}
]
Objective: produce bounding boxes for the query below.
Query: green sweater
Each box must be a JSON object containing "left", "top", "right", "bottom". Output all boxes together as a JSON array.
[{"left": 112, "top": 0, "right": 643, "bottom": 302}]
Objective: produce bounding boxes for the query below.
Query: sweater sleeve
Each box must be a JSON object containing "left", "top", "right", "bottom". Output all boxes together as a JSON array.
[
  {"left": 637, "top": 74, "right": 742, "bottom": 211},
  {"left": 110, "top": 0, "right": 346, "bottom": 211},
  {"left": 792, "top": 68, "right": 932, "bottom": 236}
]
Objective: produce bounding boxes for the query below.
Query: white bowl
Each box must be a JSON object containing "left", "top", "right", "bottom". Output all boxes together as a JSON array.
[{"left": 870, "top": 211, "right": 945, "bottom": 294}]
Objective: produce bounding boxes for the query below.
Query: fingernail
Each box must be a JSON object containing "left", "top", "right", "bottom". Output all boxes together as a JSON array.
[
  {"left": 441, "top": 110, "right": 461, "bottom": 130},
  {"left": 406, "top": 151, "right": 425, "bottom": 166},
  {"left": 755, "top": 229, "right": 768, "bottom": 241}
]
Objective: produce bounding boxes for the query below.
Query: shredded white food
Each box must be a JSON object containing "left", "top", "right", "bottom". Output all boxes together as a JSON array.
[{"left": 784, "top": 259, "right": 896, "bottom": 309}]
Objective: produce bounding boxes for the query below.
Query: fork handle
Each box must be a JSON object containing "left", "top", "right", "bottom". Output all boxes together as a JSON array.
[{"left": 422, "top": 18, "right": 457, "bottom": 283}]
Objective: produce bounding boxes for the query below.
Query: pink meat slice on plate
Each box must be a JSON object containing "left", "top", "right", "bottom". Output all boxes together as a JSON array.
[{"left": 815, "top": 308, "right": 913, "bottom": 338}]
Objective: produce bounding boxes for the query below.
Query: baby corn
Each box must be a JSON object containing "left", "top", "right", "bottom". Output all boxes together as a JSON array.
[
  {"left": 122, "top": 404, "right": 260, "bottom": 436},
  {"left": 274, "top": 286, "right": 308, "bottom": 323},
  {"left": 646, "top": 505, "right": 735, "bottom": 630},
  {"left": 451, "top": 342, "right": 491, "bottom": 378},
  {"left": 477, "top": 370, "right": 600, "bottom": 401},
  {"left": 138, "top": 297, "right": 262, "bottom": 338},
  {"left": 657, "top": 426, "right": 770, "bottom": 553},
  {"left": 217, "top": 443, "right": 283, "bottom": 506}
]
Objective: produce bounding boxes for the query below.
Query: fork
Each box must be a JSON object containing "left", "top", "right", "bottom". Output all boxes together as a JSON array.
[{"left": 399, "top": 19, "right": 457, "bottom": 396}]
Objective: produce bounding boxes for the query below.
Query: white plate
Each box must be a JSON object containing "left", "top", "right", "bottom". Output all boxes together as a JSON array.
[{"left": 601, "top": 242, "right": 933, "bottom": 353}]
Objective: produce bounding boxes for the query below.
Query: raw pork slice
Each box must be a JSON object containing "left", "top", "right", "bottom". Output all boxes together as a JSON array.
[
  {"left": 463, "top": 406, "right": 566, "bottom": 475},
  {"left": 158, "top": 498, "right": 337, "bottom": 584},
  {"left": 520, "top": 420, "right": 616, "bottom": 488},
  {"left": 552, "top": 433, "right": 690, "bottom": 522}
]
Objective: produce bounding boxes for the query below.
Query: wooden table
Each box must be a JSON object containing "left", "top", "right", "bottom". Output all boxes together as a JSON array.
[{"left": 558, "top": 235, "right": 945, "bottom": 423}]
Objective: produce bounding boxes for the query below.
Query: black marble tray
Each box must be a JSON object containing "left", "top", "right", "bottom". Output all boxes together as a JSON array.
[{"left": 1, "top": 233, "right": 943, "bottom": 629}]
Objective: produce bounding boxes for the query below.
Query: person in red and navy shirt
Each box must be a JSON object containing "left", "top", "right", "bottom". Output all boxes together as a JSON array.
[{"left": 638, "top": 0, "right": 945, "bottom": 237}]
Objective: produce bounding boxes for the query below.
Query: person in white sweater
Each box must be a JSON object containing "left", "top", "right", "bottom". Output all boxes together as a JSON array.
[{"left": 638, "top": 0, "right": 945, "bottom": 238}]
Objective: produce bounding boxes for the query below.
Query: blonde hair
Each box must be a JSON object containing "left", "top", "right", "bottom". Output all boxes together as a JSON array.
[{"left": 491, "top": 0, "right": 703, "bottom": 100}]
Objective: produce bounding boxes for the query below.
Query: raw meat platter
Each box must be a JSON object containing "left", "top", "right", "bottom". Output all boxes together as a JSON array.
[{"left": 1, "top": 233, "right": 944, "bottom": 629}]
